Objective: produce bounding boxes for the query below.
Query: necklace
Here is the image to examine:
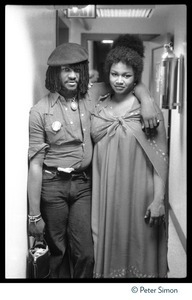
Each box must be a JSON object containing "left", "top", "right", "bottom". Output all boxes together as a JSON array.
[{"left": 70, "top": 98, "right": 78, "bottom": 111}]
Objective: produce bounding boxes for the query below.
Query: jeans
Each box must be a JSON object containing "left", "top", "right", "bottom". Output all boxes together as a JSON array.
[{"left": 40, "top": 168, "right": 94, "bottom": 278}]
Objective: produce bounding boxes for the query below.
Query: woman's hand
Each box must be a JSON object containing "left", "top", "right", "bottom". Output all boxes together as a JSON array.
[
  {"left": 144, "top": 201, "right": 165, "bottom": 227},
  {"left": 28, "top": 218, "right": 45, "bottom": 241}
]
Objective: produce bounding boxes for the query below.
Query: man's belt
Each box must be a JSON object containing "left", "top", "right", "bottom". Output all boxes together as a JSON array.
[{"left": 43, "top": 164, "right": 91, "bottom": 180}]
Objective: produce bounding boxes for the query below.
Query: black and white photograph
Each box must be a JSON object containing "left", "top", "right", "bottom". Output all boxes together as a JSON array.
[{"left": 5, "top": 3, "right": 188, "bottom": 297}]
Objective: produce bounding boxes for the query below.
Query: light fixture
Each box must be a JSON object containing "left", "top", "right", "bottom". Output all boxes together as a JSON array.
[
  {"left": 101, "top": 40, "right": 114, "bottom": 44},
  {"left": 71, "top": 7, "right": 78, "bottom": 14},
  {"left": 96, "top": 5, "right": 154, "bottom": 18},
  {"left": 65, "top": 5, "right": 96, "bottom": 18}
]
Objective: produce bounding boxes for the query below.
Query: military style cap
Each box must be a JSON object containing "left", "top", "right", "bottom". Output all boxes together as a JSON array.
[{"left": 47, "top": 43, "right": 88, "bottom": 66}]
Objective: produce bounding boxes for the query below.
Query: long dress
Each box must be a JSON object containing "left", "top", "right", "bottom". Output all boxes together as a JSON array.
[{"left": 91, "top": 94, "right": 169, "bottom": 278}]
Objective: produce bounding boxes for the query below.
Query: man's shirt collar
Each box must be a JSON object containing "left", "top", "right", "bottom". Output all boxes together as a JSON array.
[{"left": 49, "top": 92, "right": 61, "bottom": 107}]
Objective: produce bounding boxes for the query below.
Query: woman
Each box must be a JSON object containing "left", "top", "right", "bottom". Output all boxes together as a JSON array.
[{"left": 91, "top": 35, "right": 168, "bottom": 278}]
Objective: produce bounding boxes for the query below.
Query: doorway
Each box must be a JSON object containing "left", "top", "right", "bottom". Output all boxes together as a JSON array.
[{"left": 81, "top": 33, "right": 160, "bottom": 83}]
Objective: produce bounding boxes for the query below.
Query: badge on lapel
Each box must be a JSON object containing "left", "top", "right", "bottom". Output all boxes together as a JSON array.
[{"left": 52, "top": 121, "right": 62, "bottom": 132}]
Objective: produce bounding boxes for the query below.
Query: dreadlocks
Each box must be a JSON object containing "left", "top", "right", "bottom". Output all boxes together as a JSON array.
[
  {"left": 45, "top": 60, "right": 89, "bottom": 99},
  {"left": 45, "top": 66, "right": 61, "bottom": 93}
]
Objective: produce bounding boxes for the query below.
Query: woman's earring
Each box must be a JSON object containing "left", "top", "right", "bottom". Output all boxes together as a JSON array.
[{"left": 132, "top": 83, "right": 136, "bottom": 95}]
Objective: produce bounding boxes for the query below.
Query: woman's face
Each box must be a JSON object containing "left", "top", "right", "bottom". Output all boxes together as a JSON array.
[{"left": 109, "top": 62, "right": 135, "bottom": 95}]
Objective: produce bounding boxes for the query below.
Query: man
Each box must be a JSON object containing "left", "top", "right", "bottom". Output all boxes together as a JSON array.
[{"left": 27, "top": 42, "right": 158, "bottom": 279}]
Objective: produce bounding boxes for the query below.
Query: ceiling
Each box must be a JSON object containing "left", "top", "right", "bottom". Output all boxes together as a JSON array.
[
  {"left": 56, "top": 4, "right": 174, "bottom": 33},
  {"left": 56, "top": 5, "right": 174, "bottom": 20}
]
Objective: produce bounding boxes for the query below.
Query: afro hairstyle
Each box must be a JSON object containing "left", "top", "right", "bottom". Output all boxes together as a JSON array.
[
  {"left": 104, "top": 46, "right": 144, "bottom": 87},
  {"left": 112, "top": 34, "right": 145, "bottom": 58}
]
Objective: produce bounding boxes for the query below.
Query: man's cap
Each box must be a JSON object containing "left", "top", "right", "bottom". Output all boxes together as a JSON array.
[{"left": 47, "top": 43, "right": 88, "bottom": 66}]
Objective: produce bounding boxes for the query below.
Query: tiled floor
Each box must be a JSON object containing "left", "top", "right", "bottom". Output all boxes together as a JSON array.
[{"left": 167, "top": 215, "right": 186, "bottom": 278}]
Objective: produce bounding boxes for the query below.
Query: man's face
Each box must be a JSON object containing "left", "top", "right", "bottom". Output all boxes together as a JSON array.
[{"left": 59, "top": 65, "right": 80, "bottom": 93}]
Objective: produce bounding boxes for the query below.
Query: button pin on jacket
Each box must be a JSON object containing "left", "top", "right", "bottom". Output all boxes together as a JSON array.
[{"left": 52, "top": 121, "right": 62, "bottom": 132}]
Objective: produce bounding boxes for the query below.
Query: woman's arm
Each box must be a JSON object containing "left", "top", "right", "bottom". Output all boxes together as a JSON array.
[
  {"left": 144, "top": 172, "right": 166, "bottom": 227},
  {"left": 134, "top": 82, "right": 158, "bottom": 131}
]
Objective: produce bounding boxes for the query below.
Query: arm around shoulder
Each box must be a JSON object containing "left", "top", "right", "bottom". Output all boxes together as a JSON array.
[
  {"left": 88, "top": 82, "right": 110, "bottom": 105},
  {"left": 134, "top": 82, "right": 158, "bottom": 129}
]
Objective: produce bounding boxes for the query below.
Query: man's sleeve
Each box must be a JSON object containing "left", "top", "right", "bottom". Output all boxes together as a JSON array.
[
  {"left": 28, "top": 108, "right": 49, "bottom": 160},
  {"left": 88, "top": 82, "right": 110, "bottom": 106}
]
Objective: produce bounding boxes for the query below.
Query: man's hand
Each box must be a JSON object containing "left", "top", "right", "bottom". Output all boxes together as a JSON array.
[
  {"left": 28, "top": 218, "right": 45, "bottom": 241},
  {"left": 141, "top": 124, "right": 159, "bottom": 137},
  {"left": 134, "top": 82, "right": 160, "bottom": 134},
  {"left": 140, "top": 98, "right": 160, "bottom": 137},
  {"left": 140, "top": 100, "right": 159, "bottom": 129}
]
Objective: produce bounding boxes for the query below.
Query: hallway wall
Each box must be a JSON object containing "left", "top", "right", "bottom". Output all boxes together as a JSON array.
[
  {"left": 166, "top": 5, "right": 187, "bottom": 242},
  {"left": 5, "top": 5, "right": 56, "bottom": 278}
]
